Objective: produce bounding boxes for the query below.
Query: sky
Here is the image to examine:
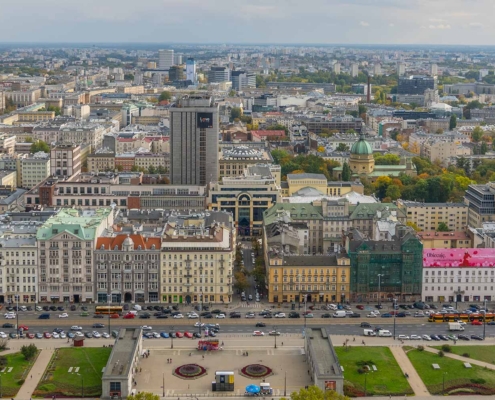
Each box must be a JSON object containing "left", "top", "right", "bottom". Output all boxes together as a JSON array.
[{"left": 0, "top": 0, "right": 491, "bottom": 45}]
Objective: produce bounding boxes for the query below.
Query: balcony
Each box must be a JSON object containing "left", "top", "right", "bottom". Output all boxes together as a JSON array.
[{"left": 184, "top": 274, "right": 192, "bottom": 278}]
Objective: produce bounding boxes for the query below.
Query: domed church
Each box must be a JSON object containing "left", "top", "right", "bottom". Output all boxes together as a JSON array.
[{"left": 333, "top": 133, "right": 416, "bottom": 182}]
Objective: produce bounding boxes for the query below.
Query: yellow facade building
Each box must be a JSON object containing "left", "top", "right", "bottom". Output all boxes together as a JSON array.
[
  {"left": 417, "top": 231, "right": 472, "bottom": 249},
  {"left": 267, "top": 254, "right": 351, "bottom": 304},
  {"left": 283, "top": 173, "right": 364, "bottom": 197}
]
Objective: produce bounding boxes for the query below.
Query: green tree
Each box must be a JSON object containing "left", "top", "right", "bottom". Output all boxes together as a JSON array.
[
  {"left": 374, "top": 154, "right": 400, "bottom": 165},
  {"left": 147, "top": 165, "right": 156, "bottom": 174},
  {"left": 472, "top": 126, "right": 483, "bottom": 143},
  {"left": 30, "top": 140, "right": 50, "bottom": 154},
  {"left": 435, "top": 128, "right": 444, "bottom": 134},
  {"left": 342, "top": 162, "right": 351, "bottom": 181},
  {"left": 284, "top": 386, "right": 349, "bottom": 400},
  {"left": 449, "top": 114, "right": 457, "bottom": 130},
  {"left": 230, "top": 107, "right": 242, "bottom": 121},
  {"left": 24, "top": 136, "right": 33, "bottom": 143},
  {"left": 437, "top": 222, "right": 450, "bottom": 232},
  {"left": 127, "top": 392, "right": 160, "bottom": 400},
  {"left": 233, "top": 271, "right": 249, "bottom": 293},
  {"left": 481, "top": 141, "right": 488, "bottom": 155},
  {"left": 228, "top": 89, "right": 236, "bottom": 97},
  {"left": 158, "top": 91, "right": 172, "bottom": 102},
  {"left": 385, "top": 184, "right": 401, "bottom": 200},
  {"left": 20, "top": 344, "right": 37, "bottom": 360},
  {"left": 336, "top": 143, "right": 349, "bottom": 152}
]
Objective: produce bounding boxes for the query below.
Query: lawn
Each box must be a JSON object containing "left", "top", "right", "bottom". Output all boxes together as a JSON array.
[
  {"left": 34, "top": 347, "right": 112, "bottom": 397},
  {"left": 0, "top": 351, "right": 38, "bottom": 397},
  {"left": 407, "top": 348, "right": 495, "bottom": 395},
  {"left": 335, "top": 346, "right": 413, "bottom": 397},
  {"left": 432, "top": 345, "right": 495, "bottom": 365}
]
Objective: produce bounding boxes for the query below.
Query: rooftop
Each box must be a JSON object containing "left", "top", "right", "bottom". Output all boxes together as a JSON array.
[
  {"left": 305, "top": 328, "right": 343, "bottom": 378},
  {"left": 103, "top": 329, "right": 141, "bottom": 378}
]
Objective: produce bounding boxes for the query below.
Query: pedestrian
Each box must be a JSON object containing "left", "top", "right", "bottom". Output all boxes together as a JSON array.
[
  {"left": 353, "top": 337, "right": 356, "bottom": 342},
  {"left": 31, "top": 375, "right": 32, "bottom": 379},
  {"left": 389, "top": 395, "right": 391, "bottom": 399},
  {"left": 281, "top": 342, "right": 283, "bottom": 346}
]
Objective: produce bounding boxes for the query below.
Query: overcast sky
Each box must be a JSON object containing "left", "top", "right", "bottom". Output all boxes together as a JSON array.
[{"left": 0, "top": 0, "right": 491, "bottom": 45}]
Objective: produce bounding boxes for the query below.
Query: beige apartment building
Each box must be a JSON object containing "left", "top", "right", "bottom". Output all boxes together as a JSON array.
[
  {"left": 5, "top": 89, "right": 41, "bottom": 107},
  {"left": 284, "top": 173, "right": 363, "bottom": 197},
  {"left": 18, "top": 152, "right": 51, "bottom": 189},
  {"left": 0, "top": 171, "right": 17, "bottom": 190},
  {"left": 219, "top": 145, "right": 273, "bottom": 178},
  {"left": 15, "top": 111, "right": 55, "bottom": 124},
  {"left": 397, "top": 200, "right": 468, "bottom": 231},
  {"left": 0, "top": 134, "right": 16, "bottom": 155},
  {"left": 50, "top": 144, "right": 81, "bottom": 177},
  {"left": 417, "top": 231, "right": 472, "bottom": 249},
  {"left": 160, "top": 211, "right": 234, "bottom": 304},
  {"left": 421, "top": 139, "right": 471, "bottom": 166},
  {"left": 87, "top": 151, "right": 115, "bottom": 172}
]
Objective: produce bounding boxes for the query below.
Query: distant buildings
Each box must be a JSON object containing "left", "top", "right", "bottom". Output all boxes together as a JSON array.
[
  {"left": 397, "top": 75, "right": 436, "bottom": 95},
  {"left": 158, "top": 49, "right": 174, "bottom": 69},
  {"left": 464, "top": 182, "right": 495, "bottom": 228},
  {"left": 208, "top": 66, "right": 230, "bottom": 83},
  {"left": 186, "top": 58, "right": 197, "bottom": 84},
  {"left": 231, "top": 70, "right": 256, "bottom": 91},
  {"left": 350, "top": 63, "right": 359, "bottom": 77},
  {"left": 397, "top": 200, "right": 468, "bottom": 231}
]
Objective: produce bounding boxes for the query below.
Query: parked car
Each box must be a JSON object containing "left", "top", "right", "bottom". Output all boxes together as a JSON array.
[
  {"left": 255, "top": 322, "right": 266, "bottom": 327},
  {"left": 252, "top": 331, "right": 265, "bottom": 336},
  {"left": 471, "top": 335, "right": 484, "bottom": 341}
]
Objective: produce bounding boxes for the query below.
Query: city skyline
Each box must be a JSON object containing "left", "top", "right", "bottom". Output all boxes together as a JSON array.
[{"left": 0, "top": 0, "right": 491, "bottom": 45}]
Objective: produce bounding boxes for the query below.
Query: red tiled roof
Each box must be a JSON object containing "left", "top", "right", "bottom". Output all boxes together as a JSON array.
[
  {"left": 96, "top": 234, "right": 161, "bottom": 250},
  {"left": 250, "top": 130, "right": 286, "bottom": 137}
]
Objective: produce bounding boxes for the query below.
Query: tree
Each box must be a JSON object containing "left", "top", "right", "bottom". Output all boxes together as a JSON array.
[
  {"left": 435, "top": 128, "right": 444, "bottom": 134},
  {"left": 374, "top": 154, "right": 400, "bottom": 165},
  {"left": 127, "top": 393, "right": 160, "bottom": 400},
  {"left": 385, "top": 184, "right": 401, "bottom": 200},
  {"left": 336, "top": 143, "right": 350, "bottom": 152},
  {"left": 228, "top": 89, "right": 236, "bottom": 97},
  {"left": 341, "top": 162, "right": 351, "bottom": 181},
  {"left": 472, "top": 126, "right": 483, "bottom": 143},
  {"left": 30, "top": 140, "right": 50, "bottom": 154},
  {"left": 158, "top": 91, "right": 172, "bottom": 102},
  {"left": 317, "top": 146, "right": 325, "bottom": 153},
  {"left": 230, "top": 107, "right": 242, "bottom": 122},
  {"left": 449, "top": 114, "right": 457, "bottom": 130},
  {"left": 233, "top": 271, "right": 249, "bottom": 293},
  {"left": 406, "top": 221, "right": 421, "bottom": 231},
  {"left": 20, "top": 344, "right": 37, "bottom": 360},
  {"left": 437, "top": 222, "right": 450, "bottom": 232},
  {"left": 481, "top": 141, "right": 488, "bottom": 155},
  {"left": 284, "top": 386, "right": 349, "bottom": 400}
]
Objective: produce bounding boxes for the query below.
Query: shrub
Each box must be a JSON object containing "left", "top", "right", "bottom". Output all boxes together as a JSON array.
[
  {"left": 357, "top": 368, "right": 366, "bottom": 374},
  {"left": 0, "top": 356, "right": 7, "bottom": 367},
  {"left": 20, "top": 344, "right": 37, "bottom": 360},
  {"left": 471, "top": 378, "right": 486, "bottom": 384},
  {"left": 438, "top": 350, "right": 445, "bottom": 357},
  {"left": 417, "top": 345, "right": 425, "bottom": 351},
  {"left": 441, "top": 344, "right": 451, "bottom": 352},
  {"left": 462, "top": 353, "right": 470, "bottom": 358},
  {"left": 17, "top": 379, "right": 24, "bottom": 385}
]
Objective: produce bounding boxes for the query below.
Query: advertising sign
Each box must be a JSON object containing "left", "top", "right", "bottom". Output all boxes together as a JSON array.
[
  {"left": 197, "top": 112, "right": 213, "bottom": 128},
  {"left": 423, "top": 248, "right": 495, "bottom": 267}
]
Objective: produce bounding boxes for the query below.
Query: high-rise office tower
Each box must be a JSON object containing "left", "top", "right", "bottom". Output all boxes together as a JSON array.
[
  {"left": 158, "top": 49, "right": 174, "bottom": 69},
  {"left": 351, "top": 63, "right": 359, "bottom": 77},
  {"left": 430, "top": 63, "right": 438, "bottom": 76},
  {"left": 186, "top": 58, "right": 197, "bottom": 83},
  {"left": 208, "top": 66, "right": 230, "bottom": 83},
  {"left": 170, "top": 95, "right": 219, "bottom": 185},
  {"left": 174, "top": 54, "right": 183, "bottom": 65},
  {"left": 333, "top": 62, "right": 341, "bottom": 74},
  {"left": 397, "top": 62, "right": 406, "bottom": 76},
  {"left": 373, "top": 63, "right": 382, "bottom": 76}
]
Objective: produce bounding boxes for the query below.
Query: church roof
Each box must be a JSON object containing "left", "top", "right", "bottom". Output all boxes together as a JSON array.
[{"left": 350, "top": 134, "right": 373, "bottom": 155}]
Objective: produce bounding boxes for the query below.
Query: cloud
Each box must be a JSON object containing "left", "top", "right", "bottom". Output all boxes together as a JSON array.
[
  {"left": 389, "top": 23, "right": 395, "bottom": 27},
  {"left": 359, "top": 21, "right": 370, "bottom": 27},
  {"left": 429, "top": 24, "right": 451, "bottom": 29},
  {"left": 429, "top": 18, "right": 445, "bottom": 22},
  {"left": 469, "top": 22, "right": 483, "bottom": 28}
]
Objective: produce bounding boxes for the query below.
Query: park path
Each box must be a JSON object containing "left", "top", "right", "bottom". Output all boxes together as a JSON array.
[
  {"left": 423, "top": 346, "right": 495, "bottom": 370},
  {"left": 15, "top": 349, "right": 54, "bottom": 399},
  {"left": 389, "top": 346, "right": 430, "bottom": 396}
]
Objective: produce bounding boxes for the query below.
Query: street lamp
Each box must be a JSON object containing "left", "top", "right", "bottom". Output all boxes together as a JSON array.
[
  {"left": 15, "top": 295, "right": 19, "bottom": 340},
  {"left": 442, "top": 372, "right": 447, "bottom": 394},
  {"left": 377, "top": 274, "right": 384, "bottom": 306},
  {"left": 77, "top": 373, "right": 84, "bottom": 398},
  {"left": 198, "top": 292, "right": 203, "bottom": 336},
  {"left": 393, "top": 298, "right": 397, "bottom": 340},
  {"left": 171, "top": 325, "right": 174, "bottom": 349},
  {"left": 0, "top": 372, "right": 3, "bottom": 398},
  {"left": 364, "top": 372, "right": 368, "bottom": 397},
  {"left": 274, "top": 326, "right": 277, "bottom": 349},
  {"left": 107, "top": 293, "right": 111, "bottom": 336},
  {"left": 483, "top": 298, "right": 487, "bottom": 340}
]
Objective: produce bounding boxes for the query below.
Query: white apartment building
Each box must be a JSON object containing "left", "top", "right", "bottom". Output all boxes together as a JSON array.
[
  {"left": 160, "top": 211, "right": 234, "bottom": 304},
  {"left": 0, "top": 237, "right": 38, "bottom": 304},
  {"left": 18, "top": 152, "right": 50, "bottom": 189}
]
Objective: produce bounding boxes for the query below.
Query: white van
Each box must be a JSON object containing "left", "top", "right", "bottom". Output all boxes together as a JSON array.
[
  {"left": 328, "top": 304, "right": 337, "bottom": 310},
  {"left": 378, "top": 329, "right": 392, "bottom": 337},
  {"left": 332, "top": 310, "right": 346, "bottom": 318},
  {"left": 132, "top": 304, "right": 142, "bottom": 311},
  {"left": 363, "top": 329, "right": 376, "bottom": 336}
]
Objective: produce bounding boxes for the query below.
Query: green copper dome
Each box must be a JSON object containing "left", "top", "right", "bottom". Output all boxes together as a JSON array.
[{"left": 350, "top": 134, "right": 373, "bottom": 155}]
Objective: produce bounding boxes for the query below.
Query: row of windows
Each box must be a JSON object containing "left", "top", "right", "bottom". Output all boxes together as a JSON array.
[
  {"left": 424, "top": 286, "right": 494, "bottom": 292},
  {"left": 425, "top": 270, "right": 495, "bottom": 276}
]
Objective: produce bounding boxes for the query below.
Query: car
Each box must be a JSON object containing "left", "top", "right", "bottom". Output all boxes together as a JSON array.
[
  {"left": 229, "top": 313, "right": 241, "bottom": 319},
  {"left": 255, "top": 322, "right": 266, "bottom": 327},
  {"left": 49, "top": 306, "right": 57, "bottom": 311},
  {"left": 471, "top": 335, "right": 484, "bottom": 341},
  {"left": 193, "top": 332, "right": 202, "bottom": 338},
  {"left": 81, "top": 312, "right": 90, "bottom": 317},
  {"left": 9, "top": 332, "right": 17, "bottom": 339},
  {"left": 263, "top": 314, "right": 273, "bottom": 319},
  {"left": 18, "top": 325, "right": 29, "bottom": 331},
  {"left": 430, "top": 335, "right": 440, "bottom": 341},
  {"left": 274, "top": 313, "right": 286, "bottom": 318},
  {"left": 156, "top": 314, "right": 169, "bottom": 319},
  {"left": 350, "top": 313, "right": 361, "bottom": 318},
  {"left": 447, "top": 335, "right": 458, "bottom": 341},
  {"left": 60, "top": 333, "right": 67, "bottom": 339},
  {"left": 101, "top": 332, "right": 110, "bottom": 338},
  {"left": 0, "top": 332, "right": 6, "bottom": 339},
  {"left": 173, "top": 314, "right": 184, "bottom": 319},
  {"left": 152, "top": 332, "right": 160, "bottom": 339},
  {"left": 215, "top": 314, "right": 226, "bottom": 319},
  {"left": 268, "top": 331, "right": 281, "bottom": 336},
  {"left": 187, "top": 313, "right": 199, "bottom": 319},
  {"left": 123, "top": 304, "right": 130, "bottom": 311},
  {"left": 414, "top": 312, "right": 425, "bottom": 317},
  {"left": 93, "top": 323, "right": 105, "bottom": 328},
  {"left": 381, "top": 313, "right": 392, "bottom": 318},
  {"left": 203, "top": 314, "right": 213, "bottom": 319},
  {"left": 169, "top": 332, "right": 177, "bottom": 338},
  {"left": 4, "top": 314, "right": 15, "bottom": 319},
  {"left": 208, "top": 331, "right": 216, "bottom": 337},
  {"left": 487, "top": 321, "right": 495, "bottom": 326},
  {"left": 396, "top": 313, "right": 407, "bottom": 318},
  {"left": 43, "top": 332, "right": 52, "bottom": 338},
  {"left": 2, "top": 323, "right": 14, "bottom": 329},
  {"left": 92, "top": 331, "right": 101, "bottom": 338},
  {"left": 139, "top": 314, "right": 151, "bottom": 319},
  {"left": 210, "top": 309, "right": 222, "bottom": 314},
  {"left": 398, "top": 335, "right": 410, "bottom": 340},
  {"left": 143, "top": 332, "right": 153, "bottom": 339},
  {"left": 57, "top": 306, "right": 65, "bottom": 311},
  {"left": 110, "top": 314, "right": 119, "bottom": 319},
  {"left": 422, "top": 334, "right": 432, "bottom": 341},
  {"left": 70, "top": 304, "right": 77, "bottom": 311},
  {"left": 245, "top": 312, "right": 255, "bottom": 319},
  {"left": 27, "top": 333, "right": 35, "bottom": 339},
  {"left": 176, "top": 331, "right": 184, "bottom": 338},
  {"left": 19, "top": 306, "right": 27, "bottom": 312},
  {"left": 70, "top": 325, "right": 82, "bottom": 331},
  {"left": 472, "top": 320, "right": 483, "bottom": 326},
  {"left": 458, "top": 334, "right": 470, "bottom": 341},
  {"left": 123, "top": 313, "right": 135, "bottom": 319},
  {"left": 67, "top": 332, "right": 75, "bottom": 339},
  {"left": 375, "top": 304, "right": 383, "bottom": 309},
  {"left": 438, "top": 335, "right": 449, "bottom": 341},
  {"left": 356, "top": 305, "right": 365, "bottom": 310},
  {"left": 410, "top": 335, "right": 422, "bottom": 340},
  {"left": 84, "top": 332, "right": 93, "bottom": 338},
  {"left": 53, "top": 328, "right": 64, "bottom": 334},
  {"left": 184, "top": 331, "right": 193, "bottom": 338},
  {"left": 253, "top": 331, "right": 265, "bottom": 336},
  {"left": 141, "top": 326, "right": 152, "bottom": 330},
  {"left": 288, "top": 312, "right": 300, "bottom": 318},
  {"left": 321, "top": 313, "right": 332, "bottom": 318},
  {"left": 160, "top": 332, "right": 170, "bottom": 338},
  {"left": 35, "top": 332, "right": 43, "bottom": 339},
  {"left": 367, "top": 313, "right": 377, "bottom": 318},
  {"left": 58, "top": 313, "right": 69, "bottom": 318},
  {"left": 305, "top": 313, "right": 314, "bottom": 318}
]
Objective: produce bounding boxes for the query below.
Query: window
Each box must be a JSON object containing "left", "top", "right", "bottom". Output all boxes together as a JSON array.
[{"left": 110, "top": 382, "right": 121, "bottom": 391}]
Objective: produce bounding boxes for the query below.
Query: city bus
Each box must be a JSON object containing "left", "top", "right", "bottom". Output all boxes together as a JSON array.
[
  {"left": 95, "top": 306, "right": 123, "bottom": 315},
  {"left": 428, "top": 313, "right": 495, "bottom": 323}
]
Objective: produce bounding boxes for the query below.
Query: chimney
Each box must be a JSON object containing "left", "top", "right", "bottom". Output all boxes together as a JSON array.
[{"left": 367, "top": 75, "right": 371, "bottom": 103}]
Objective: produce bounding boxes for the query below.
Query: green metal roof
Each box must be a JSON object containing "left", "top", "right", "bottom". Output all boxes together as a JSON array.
[
  {"left": 36, "top": 208, "right": 113, "bottom": 241},
  {"left": 348, "top": 203, "right": 404, "bottom": 220},
  {"left": 263, "top": 203, "right": 323, "bottom": 226},
  {"left": 350, "top": 136, "right": 373, "bottom": 155}
]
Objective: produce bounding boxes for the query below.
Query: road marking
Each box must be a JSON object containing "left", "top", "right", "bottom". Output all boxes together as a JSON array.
[
  {"left": 7, "top": 367, "right": 12, "bottom": 372},
  {"left": 74, "top": 367, "right": 79, "bottom": 372},
  {"left": 68, "top": 367, "right": 73, "bottom": 373}
]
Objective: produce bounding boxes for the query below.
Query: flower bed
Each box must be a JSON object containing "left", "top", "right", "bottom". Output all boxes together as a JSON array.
[
  {"left": 240, "top": 364, "right": 273, "bottom": 379},
  {"left": 173, "top": 364, "right": 207, "bottom": 380}
]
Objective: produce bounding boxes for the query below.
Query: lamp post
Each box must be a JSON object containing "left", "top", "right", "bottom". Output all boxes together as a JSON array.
[
  {"left": 364, "top": 372, "right": 368, "bottom": 397},
  {"left": 442, "top": 372, "right": 447, "bottom": 394},
  {"left": 377, "top": 274, "right": 384, "bottom": 306},
  {"left": 274, "top": 326, "right": 277, "bottom": 349},
  {"left": 393, "top": 298, "right": 397, "bottom": 340},
  {"left": 171, "top": 325, "right": 174, "bottom": 349},
  {"left": 78, "top": 373, "right": 84, "bottom": 398},
  {"left": 198, "top": 292, "right": 203, "bottom": 336},
  {"left": 0, "top": 372, "right": 2, "bottom": 398},
  {"left": 15, "top": 295, "right": 19, "bottom": 339},
  {"left": 483, "top": 298, "right": 487, "bottom": 340},
  {"left": 284, "top": 371, "right": 287, "bottom": 396},
  {"left": 162, "top": 372, "right": 165, "bottom": 397},
  {"left": 107, "top": 293, "right": 111, "bottom": 336}
]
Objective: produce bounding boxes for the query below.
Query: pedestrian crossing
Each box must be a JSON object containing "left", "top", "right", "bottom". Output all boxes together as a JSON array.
[{"left": 238, "top": 302, "right": 264, "bottom": 309}]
